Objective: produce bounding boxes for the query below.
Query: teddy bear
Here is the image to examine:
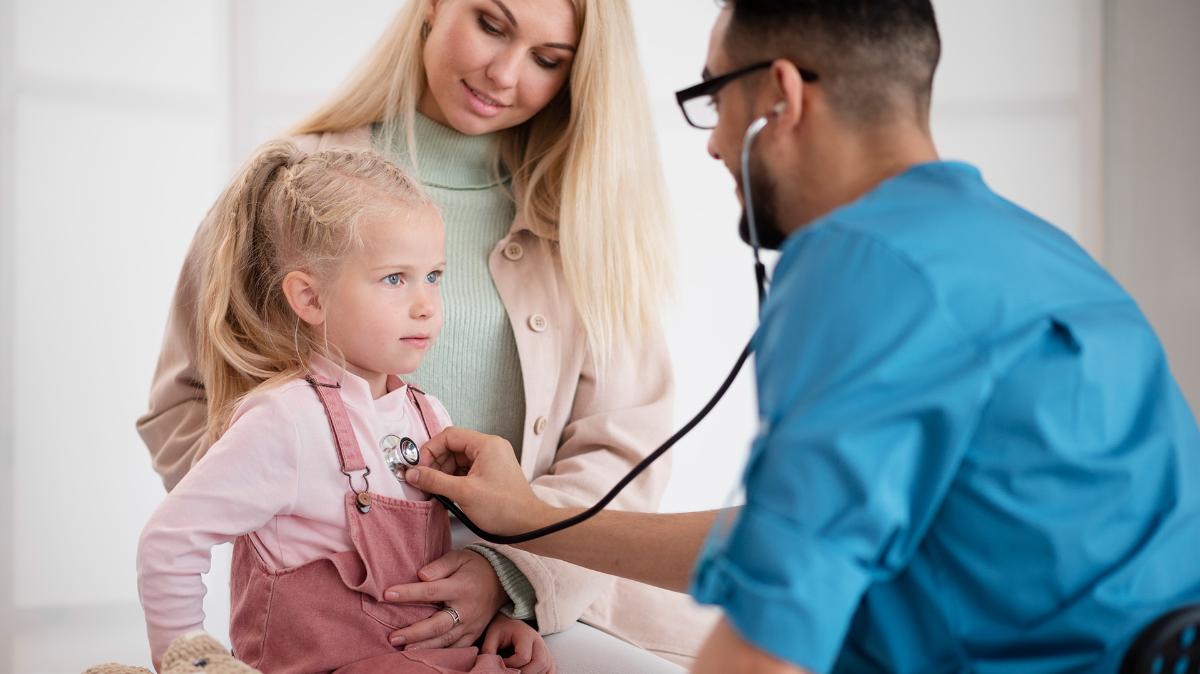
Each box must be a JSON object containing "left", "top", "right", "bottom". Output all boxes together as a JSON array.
[{"left": 83, "top": 632, "right": 260, "bottom": 674}]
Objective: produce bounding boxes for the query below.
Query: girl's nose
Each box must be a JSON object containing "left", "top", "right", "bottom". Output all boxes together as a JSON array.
[{"left": 410, "top": 287, "right": 435, "bottom": 319}]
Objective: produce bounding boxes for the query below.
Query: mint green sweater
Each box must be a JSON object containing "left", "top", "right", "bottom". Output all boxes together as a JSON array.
[{"left": 375, "top": 114, "right": 535, "bottom": 620}]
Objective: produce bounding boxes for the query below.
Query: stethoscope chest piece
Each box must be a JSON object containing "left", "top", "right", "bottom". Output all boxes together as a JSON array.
[{"left": 381, "top": 434, "right": 421, "bottom": 481}]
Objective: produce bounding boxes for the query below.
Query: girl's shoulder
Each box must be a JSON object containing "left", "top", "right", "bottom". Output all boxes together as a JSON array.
[{"left": 227, "top": 376, "right": 323, "bottom": 428}]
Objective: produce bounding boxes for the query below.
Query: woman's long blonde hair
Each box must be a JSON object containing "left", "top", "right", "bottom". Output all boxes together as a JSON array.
[
  {"left": 291, "top": 0, "right": 672, "bottom": 361},
  {"left": 199, "top": 140, "right": 428, "bottom": 439}
]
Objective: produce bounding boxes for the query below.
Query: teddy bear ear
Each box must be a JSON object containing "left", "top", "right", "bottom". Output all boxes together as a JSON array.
[{"left": 160, "top": 631, "right": 236, "bottom": 671}]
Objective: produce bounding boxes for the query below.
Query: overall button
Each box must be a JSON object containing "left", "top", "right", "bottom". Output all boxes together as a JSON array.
[
  {"left": 503, "top": 242, "right": 524, "bottom": 261},
  {"left": 528, "top": 314, "right": 548, "bottom": 333},
  {"left": 533, "top": 416, "right": 548, "bottom": 435}
]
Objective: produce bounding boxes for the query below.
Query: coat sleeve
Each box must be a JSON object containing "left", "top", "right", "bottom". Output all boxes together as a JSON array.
[
  {"left": 480, "top": 323, "right": 675, "bottom": 634},
  {"left": 135, "top": 207, "right": 217, "bottom": 491}
]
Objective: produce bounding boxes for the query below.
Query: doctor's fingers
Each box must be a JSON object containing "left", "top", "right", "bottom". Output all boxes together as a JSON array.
[
  {"left": 419, "top": 429, "right": 471, "bottom": 476},
  {"left": 421, "top": 427, "right": 513, "bottom": 472}
]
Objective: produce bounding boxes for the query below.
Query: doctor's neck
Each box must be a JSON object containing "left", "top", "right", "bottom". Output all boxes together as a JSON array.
[{"left": 784, "top": 119, "right": 939, "bottom": 231}]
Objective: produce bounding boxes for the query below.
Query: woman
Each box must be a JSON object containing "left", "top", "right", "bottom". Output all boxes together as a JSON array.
[{"left": 137, "top": 0, "right": 713, "bottom": 670}]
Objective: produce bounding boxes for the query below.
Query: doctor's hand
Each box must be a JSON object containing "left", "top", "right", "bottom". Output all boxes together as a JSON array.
[
  {"left": 383, "top": 548, "right": 506, "bottom": 650},
  {"left": 409, "top": 428, "right": 557, "bottom": 536}
]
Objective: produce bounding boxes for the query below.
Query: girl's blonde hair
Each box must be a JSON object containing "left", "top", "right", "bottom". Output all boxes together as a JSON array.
[
  {"left": 199, "top": 140, "right": 428, "bottom": 439},
  {"left": 291, "top": 0, "right": 672, "bottom": 362}
]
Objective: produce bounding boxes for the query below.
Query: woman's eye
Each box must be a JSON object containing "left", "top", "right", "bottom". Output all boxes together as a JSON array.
[
  {"left": 425, "top": 270, "right": 443, "bottom": 284},
  {"left": 383, "top": 273, "right": 403, "bottom": 286},
  {"left": 478, "top": 14, "right": 503, "bottom": 36},
  {"left": 533, "top": 54, "right": 561, "bottom": 70}
]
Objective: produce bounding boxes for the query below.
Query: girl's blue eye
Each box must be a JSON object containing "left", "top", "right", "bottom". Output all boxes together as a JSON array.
[
  {"left": 425, "top": 270, "right": 443, "bottom": 284},
  {"left": 384, "top": 273, "right": 402, "bottom": 286}
]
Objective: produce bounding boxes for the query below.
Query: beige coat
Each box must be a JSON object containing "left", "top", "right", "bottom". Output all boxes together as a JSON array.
[{"left": 136, "top": 127, "right": 717, "bottom": 662}]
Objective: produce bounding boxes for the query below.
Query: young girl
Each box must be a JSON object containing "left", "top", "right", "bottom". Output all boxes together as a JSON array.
[{"left": 136, "top": 141, "right": 552, "bottom": 674}]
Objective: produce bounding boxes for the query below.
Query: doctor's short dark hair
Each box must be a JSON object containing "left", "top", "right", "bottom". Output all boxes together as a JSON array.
[{"left": 720, "top": 0, "right": 941, "bottom": 126}]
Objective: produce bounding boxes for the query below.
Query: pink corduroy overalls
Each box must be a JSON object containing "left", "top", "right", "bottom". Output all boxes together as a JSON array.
[{"left": 228, "top": 375, "right": 516, "bottom": 674}]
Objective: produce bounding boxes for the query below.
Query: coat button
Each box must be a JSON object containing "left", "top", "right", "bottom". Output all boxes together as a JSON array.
[
  {"left": 527, "top": 314, "right": 547, "bottom": 333},
  {"left": 503, "top": 242, "right": 524, "bottom": 261},
  {"left": 533, "top": 416, "right": 548, "bottom": 435}
]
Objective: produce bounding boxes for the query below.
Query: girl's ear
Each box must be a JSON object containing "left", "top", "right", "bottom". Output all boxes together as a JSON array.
[{"left": 282, "top": 271, "right": 326, "bottom": 326}]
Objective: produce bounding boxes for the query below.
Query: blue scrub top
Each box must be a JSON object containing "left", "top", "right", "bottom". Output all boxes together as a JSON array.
[{"left": 690, "top": 161, "right": 1200, "bottom": 673}]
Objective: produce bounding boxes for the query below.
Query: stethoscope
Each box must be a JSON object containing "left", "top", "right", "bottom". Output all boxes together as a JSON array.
[{"left": 385, "top": 113, "right": 777, "bottom": 545}]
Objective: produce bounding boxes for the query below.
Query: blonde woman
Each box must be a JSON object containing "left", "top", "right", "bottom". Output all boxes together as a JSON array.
[{"left": 138, "top": 0, "right": 712, "bottom": 670}]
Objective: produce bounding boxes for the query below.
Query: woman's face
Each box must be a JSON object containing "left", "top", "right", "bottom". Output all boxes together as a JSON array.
[{"left": 420, "top": 0, "right": 578, "bottom": 135}]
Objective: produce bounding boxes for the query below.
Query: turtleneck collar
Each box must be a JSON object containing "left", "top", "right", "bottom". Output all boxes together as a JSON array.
[{"left": 381, "top": 113, "right": 507, "bottom": 191}]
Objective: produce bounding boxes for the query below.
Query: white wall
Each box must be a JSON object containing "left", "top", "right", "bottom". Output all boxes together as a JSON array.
[{"left": 1, "top": 2, "right": 1143, "bottom": 672}]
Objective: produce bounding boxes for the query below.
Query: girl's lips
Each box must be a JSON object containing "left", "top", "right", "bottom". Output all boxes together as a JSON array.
[
  {"left": 463, "top": 81, "right": 508, "bottom": 118},
  {"left": 400, "top": 336, "right": 431, "bottom": 349}
]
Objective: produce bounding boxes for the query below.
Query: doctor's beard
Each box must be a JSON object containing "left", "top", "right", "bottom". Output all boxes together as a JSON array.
[{"left": 736, "top": 154, "right": 789, "bottom": 250}]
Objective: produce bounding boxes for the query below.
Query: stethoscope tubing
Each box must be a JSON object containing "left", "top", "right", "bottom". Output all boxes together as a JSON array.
[{"left": 438, "top": 115, "right": 775, "bottom": 544}]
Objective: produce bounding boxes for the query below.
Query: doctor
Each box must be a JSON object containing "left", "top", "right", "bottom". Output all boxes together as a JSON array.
[{"left": 406, "top": 1, "right": 1200, "bottom": 672}]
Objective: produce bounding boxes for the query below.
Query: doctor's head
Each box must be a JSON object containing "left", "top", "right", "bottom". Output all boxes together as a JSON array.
[{"left": 690, "top": 0, "right": 941, "bottom": 247}]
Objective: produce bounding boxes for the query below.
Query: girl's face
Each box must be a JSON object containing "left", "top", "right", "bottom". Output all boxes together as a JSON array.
[
  {"left": 322, "top": 204, "right": 446, "bottom": 391},
  {"left": 419, "top": 0, "right": 578, "bottom": 135}
]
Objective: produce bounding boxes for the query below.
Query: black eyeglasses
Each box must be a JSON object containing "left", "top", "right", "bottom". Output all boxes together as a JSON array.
[{"left": 674, "top": 61, "right": 819, "bottom": 130}]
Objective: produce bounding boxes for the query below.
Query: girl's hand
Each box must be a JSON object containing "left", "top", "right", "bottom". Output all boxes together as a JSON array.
[
  {"left": 384, "top": 549, "right": 507, "bottom": 649},
  {"left": 482, "top": 614, "right": 555, "bottom": 674}
]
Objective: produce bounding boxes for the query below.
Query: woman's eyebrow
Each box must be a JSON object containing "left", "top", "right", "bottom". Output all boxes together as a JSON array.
[
  {"left": 491, "top": 0, "right": 519, "bottom": 27},
  {"left": 491, "top": 0, "right": 577, "bottom": 52}
]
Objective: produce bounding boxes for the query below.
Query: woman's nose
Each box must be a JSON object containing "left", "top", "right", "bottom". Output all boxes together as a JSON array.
[{"left": 485, "top": 47, "right": 522, "bottom": 90}]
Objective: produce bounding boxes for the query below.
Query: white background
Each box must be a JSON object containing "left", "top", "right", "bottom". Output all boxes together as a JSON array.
[{"left": 1, "top": 1, "right": 1197, "bottom": 672}]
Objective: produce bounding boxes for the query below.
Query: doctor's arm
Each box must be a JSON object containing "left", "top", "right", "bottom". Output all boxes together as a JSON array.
[
  {"left": 411, "top": 427, "right": 819, "bottom": 674},
  {"left": 408, "top": 427, "right": 725, "bottom": 593}
]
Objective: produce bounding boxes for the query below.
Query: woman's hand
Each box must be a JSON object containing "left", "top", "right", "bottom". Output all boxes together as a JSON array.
[
  {"left": 409, "top": 428, "right": 557, "bottom": 536},
  {"left": 384, "top": 549, "right": 507, "bottom": 649},
  {"left": 482, "top": 614, "right": 556, "bottom": 674}
]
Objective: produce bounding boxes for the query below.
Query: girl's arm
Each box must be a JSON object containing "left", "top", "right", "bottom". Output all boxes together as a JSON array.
[{"left": 137, "top": 392, "right": 302, "bottom": 663}]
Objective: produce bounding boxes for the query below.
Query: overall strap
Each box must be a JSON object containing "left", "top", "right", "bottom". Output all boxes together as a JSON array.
[
  {"left": 406, "top": 385, "right": 445, "bottom": 440},
  {"left": 304, "top": 375, "right": 367, "bottom": 474}
]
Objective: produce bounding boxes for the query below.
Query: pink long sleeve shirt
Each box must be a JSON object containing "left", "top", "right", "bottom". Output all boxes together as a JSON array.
[{"left": 136, "top": 355, "right": 452, "bottom": 662}]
